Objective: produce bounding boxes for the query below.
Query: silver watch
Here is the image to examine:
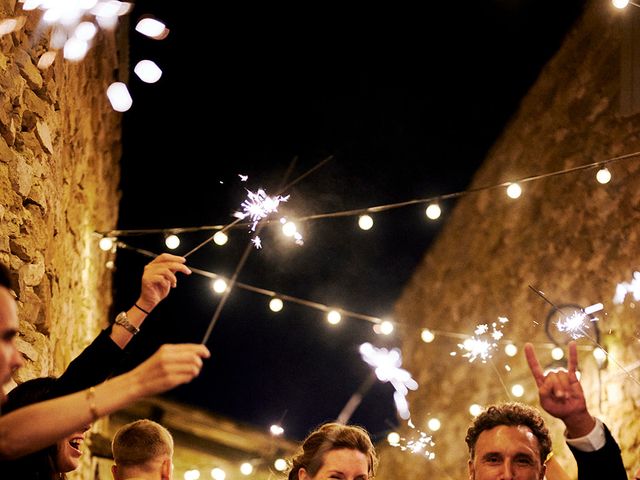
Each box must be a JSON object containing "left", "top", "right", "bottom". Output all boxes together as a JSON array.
[{"left": 114, "top": 311, "right": 140, "bottom": 335}]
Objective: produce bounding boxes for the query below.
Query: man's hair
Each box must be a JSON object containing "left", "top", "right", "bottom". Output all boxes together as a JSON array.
[
  {"left": 287, "top": 422, "right": 378, "bottom": 480},
  {"left": 112, "top": 419, "right": 174, "bottom": 467},
  {"left": 0, "top": 263, "right": 13, "bottom": 290},
  {"left": 465, "top": 402, "right": 552, "bottom": 464}
]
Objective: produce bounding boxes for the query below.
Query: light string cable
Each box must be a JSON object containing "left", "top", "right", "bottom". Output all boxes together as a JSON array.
[
  {"left": 98, "top": 150, "right": 640, "bottom": 238},
  {"left": 490, "top": 356, "right": 514, "bottom": 401},
  {"left": 198, "top": 155, "right": 333, "bottom": 344},
  {"left": 117, "top": 240, "right": 570, "bottom": 350},
  {"left": 528, "top": 285, "right": 640, "bottom": 386}
]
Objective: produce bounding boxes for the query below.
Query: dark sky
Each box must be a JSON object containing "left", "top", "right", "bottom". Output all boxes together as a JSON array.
[{"left": 113, "top": 1, "right": 586, "bottom": 441}]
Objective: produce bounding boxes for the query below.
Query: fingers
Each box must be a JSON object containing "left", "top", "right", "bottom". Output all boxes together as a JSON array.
[
  {"left": 147, "top": 254, "right": 192, "bottom": 277},
  {"left": 524, "top": 343, "right": 545, "bottom": 387},
  {"left": 141, "top": 344, "right": 211, "bottom": 394}
]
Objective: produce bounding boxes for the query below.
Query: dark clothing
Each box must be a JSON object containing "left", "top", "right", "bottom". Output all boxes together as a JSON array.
[
  {"left": 569, "top": 423, "right": 627, "bottom": 480},
  {"left": 2, "top": 328, "right": 127, "bottom": 480}
]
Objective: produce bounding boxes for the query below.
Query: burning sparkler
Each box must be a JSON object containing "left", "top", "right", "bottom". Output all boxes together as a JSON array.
[
  {"left": 613, "top": 271, "right": 640, "bottom": 304},
  {"left": 451, "top": 317, "right": 509, "bottom": 363},
  {"left": 388, "top": 419, "right": 436, "bottom": 459},
  {"left": 359, "top": 343, "right": 418, "bottom": 420},
  {"left": 234, "top": 188, "right": 290, "bottom": 232}
]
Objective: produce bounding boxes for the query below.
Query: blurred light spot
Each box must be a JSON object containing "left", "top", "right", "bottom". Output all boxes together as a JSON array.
[
  {"left": 212, "top": 279, "right": 227, "bottom": 293},
  {"left": 165, "top": 234, "right": 180, "bottom": 249},
  {"left": 511, "top": 384, "right": 524, "bottom": 397},
  {"left": 421, "top": 328, "right": 435, "bottom": 343},
  {"left": 358, "top": 214, "right": 373, "bottom": 230},
  {"left": 106, "top": 82, "right": 132, "bottom": 112},
  {"left": 213, "top": 231, "right": 228, "bottom": 246},
  {"left": 134, "top": 59, "right": 162, "bottom": 83},
  {"left": 327, "top": 310, "right": 341, "bottom": 325},
  {"left": 269, "top": 298, "right": 283, "bottom": 312},
  {"left": 506, "top": 183, "right": 522, "bottom": 199},
  {"left": 425, "top": 203, "right": 441, "bottom": 220}
]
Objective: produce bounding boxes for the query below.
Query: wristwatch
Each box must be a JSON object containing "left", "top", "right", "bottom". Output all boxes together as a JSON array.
[{"left": 114, "top": 311, "right": 140, "bottom": 335}]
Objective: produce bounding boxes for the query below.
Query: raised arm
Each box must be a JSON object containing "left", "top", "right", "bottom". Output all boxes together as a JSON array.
[{"left": 0, "top": 342, "right": 209, "bottom": 460}]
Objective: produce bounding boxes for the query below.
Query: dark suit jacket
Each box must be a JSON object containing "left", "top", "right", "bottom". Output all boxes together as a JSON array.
[{"left": 568, "top": 423, "right": 626, "bottom": 480}]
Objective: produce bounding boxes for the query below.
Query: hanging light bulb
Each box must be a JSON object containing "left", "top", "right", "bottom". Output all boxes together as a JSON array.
[
  {"left": 427, "top": 418, "right": 441, "bottom": 431},
  {"left": 99, "top": 236, "right": 115, "bottom": 251},
  {"left": 387, "top": 432, "right": 400, "bottom": 445},
  {"left": 212, "top": 279, "right": 227, "bottom": 293},
  {"left": 213, "top": 231, "right": 228, "bottom": 246},
  {"left": 358, "top": 214, "right": 374, "bottom": 230},
  {"left": 612, "top": 0, "right": 630, "bottom": 8},
  {"left": 506, "top": 183, "right": 522, "bottom": 199},
  {"left": 421, "top": 328, "right": 435, "bottom": 343},
  {"left": 551, "top": 347, "right": 564, "bottom": 360},
  {"left": 469, "top": 404, "right": 483, "bottom": 417},
  {"left": 269, "top": 298, "right": 284, "bottom": 312},
  {"left": 165, "top": 234, "right": 180, "bottom": 249},
  {"left": 106, "top": 82, "right": 132, "bottom": 112},
  {"left": 425, "top": 203, "right": 441, "bottom": 220},
  {"left": 210, "top": 468, "right": 226, "bottom": 480},
  {"left": 184, "top": 470, "right": 200, "bottom": 480},
  {"left": 504, "top": 344, "right": 518, "bottom": 357},
  {"left": 240, "top": 463, "right": 253, "bottom": 476},
  {"left": 273, "top": 459, "right": 287, "bottom": 472},
  {"left": 596, "top": 167, "right": 611, "bottom": 184},
  {"left": 511, "top": 384, "right": 525, "bottom": 397},
  {"left": 327, "top": 310, "right": 342, "bottom": 325}
]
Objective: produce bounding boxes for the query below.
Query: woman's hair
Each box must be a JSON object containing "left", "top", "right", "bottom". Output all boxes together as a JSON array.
[
  {"left": 287, "top": 423, "right": 378, "bottom": 480},
  {"left": 3, "top": 377, "right": 66, "bottom": 480}
]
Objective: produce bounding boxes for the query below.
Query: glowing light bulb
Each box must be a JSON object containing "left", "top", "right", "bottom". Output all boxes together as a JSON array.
[
  {"left": 596, "top": 167, "right": 611, "bottom": 184},
  {"left": 425, "top": 203, "right": 441, "bottom": 220},
  {"left": 551, "top": 347, "right": 564, "bottom": 361},
  {"left": 63, "top": 37, "right": 88, "bottom": 61},
  {"left": 269, "top": 298, "right": 283, "bottom": 312},
  {"left": 593, "top": 347, "right": 607, "bottom": 364},
  {"left": 210, "top": 468, "right": 226, "bottom": 480},
  {"left": 240, "top": 463, "right": 253, "bottom": 476},
  {"left": 106, "top": 82, "right": 132, "bottom": 112},
  {"left": 358, "top": 214, "right": 374, "bottom": 230},
  {"left": 506, "top": 183, "right": 522, "bottom": 199},
  {"left": 511, "top": 384, "right": 525, "bottom": 397},
  {"left": 375, "top": 320, "right": 394, "bottom": 335},
  {"left": 135, "top": 17, "right": 169, "bottom": 39},
  {"left": 212, "top": 279, "right": 227, "bottom": 293},
  {"left": 274, "top": 459, "right": 287, "bottom": 472},
  {"left": 613, "top": 0, "right": 630, "bottom": 8},
  {"left": 74, "top": 21, "right": 97, "bottom": 41},
  {"left": 282, "top": 221, "right": 297, "bottom": 237},
  {"left": 99, "top": 237, "right": 114, "bottom": 251},
  {"left": 469, "top": 404, "right": 483, "bottom": 417},
  {"left": 327, "top": 310, "right": 341, "bottom": 325},
  {"left": 421, "top": 328, "right": 435, "bottom": 343},
  {"left": 213, "top": 231, "right": 228, "bottom": 246},
  {"left": 427, "top": 418, "right": 441, "bottom": 432},
  {"left": 504, "top": 344, "right": 518, "bottom": 357},
  {"left": 37, "top": 51, "right": 57, "bottom": 69},
  {"left": 165, "top": 234, "right": 180, "bottom": 249},
  {"left": 184, "top": 470, "right": 200, "bottom": 480},
  {"left": 387, "top": 432, "right": 400, "bottom": 444},
  {"left": 270, "top": 424, "right": 284, "bottom": 436},
  {"left": 134, "top": 59, "right": 162, "bottom": 83}
]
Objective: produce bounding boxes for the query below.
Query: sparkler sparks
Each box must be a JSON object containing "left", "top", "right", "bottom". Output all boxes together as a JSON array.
[
  {"left": 359, "top": 343, "right": 418, "bottom": 420},
  {"left": 452, "top": 317, "right": 509, "bottom": 363},
  {"left": 234, "top": 188, "right": 290, "bottom": 231},
  {"left": 613, "top": 271, "right": 640, "bottom": 304},
  {"left": 389, "top": 420, "right": 436, "bottom": 459}
]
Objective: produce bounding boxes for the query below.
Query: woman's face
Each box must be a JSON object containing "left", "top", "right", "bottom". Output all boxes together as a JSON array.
[
  {"left": 55, "top": 424, "right": 91, "bottom": 472},
  {"left": 299, "top": 448, "right": 370, "bottom": 480}
]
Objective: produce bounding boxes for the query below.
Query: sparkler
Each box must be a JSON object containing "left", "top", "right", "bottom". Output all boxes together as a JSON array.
[
  {"left": 234, "top": 188, "right": 290, "bottom": 232},
  {"left": 613, "top": 271, "right": 640, "bottom": 304},
  {"left": 359, "top": 343, "right": 418, "bottom": 420},
  {"left": 451, "top": 317, "right": 509, "bottom": 363},
  {"left": 388, "top": 419, "right": 436, "bottom": 459}
]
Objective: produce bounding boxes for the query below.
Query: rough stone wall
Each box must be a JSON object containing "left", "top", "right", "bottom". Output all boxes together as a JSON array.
[
  {"left": 0, "top": 0, "right": 121, "bottom": 475},
  {"left": 378, "top": 2, "right": 640, "bottom": 479}
]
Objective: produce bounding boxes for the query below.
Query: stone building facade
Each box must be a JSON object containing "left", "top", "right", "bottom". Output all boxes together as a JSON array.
[
  {"left": 0, "top": 1, "right": 122, "bottom": 478},
  {"left": 377, "top": 2, "right": 640, "bottom": 479}
]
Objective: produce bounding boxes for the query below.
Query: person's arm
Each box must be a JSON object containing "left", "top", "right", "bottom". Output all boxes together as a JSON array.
[
  {"left": 524, "top": 342, "right": 626, "bottom": 480},
  {"left": 0, "top": 342, "right": 209, "bottom": 460},
  {"left": 53, "top": 254, "right": 192, "bottom": 395}
]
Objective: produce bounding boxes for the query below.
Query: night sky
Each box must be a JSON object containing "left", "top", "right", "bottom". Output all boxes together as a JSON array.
[{"left": 113, "top": 1, "right": 586, "bottom": 441}]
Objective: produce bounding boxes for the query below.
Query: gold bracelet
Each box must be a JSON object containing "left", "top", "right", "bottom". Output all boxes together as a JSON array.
[{"left": 86, "top": 387, "right": 99, "bottom": 421}]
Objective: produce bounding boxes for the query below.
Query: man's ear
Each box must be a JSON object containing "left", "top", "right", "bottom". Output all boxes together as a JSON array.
[
  {"left": 540, "top": 463, "right": 546, "bottom": 480},
  {"left": 161, "top": 458, "right": 172, "bottom": 480},
  {"left": 111, "top": 464, "right": 119, "bottom": 480},
  {"left": 298, "top": 467, "right": 310, "bottom": 480},
  {"left": 468, "top": 459, "right": 474, "bottom": 480}
]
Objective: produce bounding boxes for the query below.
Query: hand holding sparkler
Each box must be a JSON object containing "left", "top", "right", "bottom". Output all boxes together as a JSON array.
[
  {"left": 137, "top": 253, "right": 192, "bottom": 312},
  {"left": 524, "top": 341, "right": 595, "bottom": 438}
]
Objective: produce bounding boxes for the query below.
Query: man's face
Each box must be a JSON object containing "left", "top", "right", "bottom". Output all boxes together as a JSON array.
[
  {"left": 468, "top": 425, "right": 545, "bottom": 480},
  {"left": 0, "top": 286, "right": 24, "bottom": 403}
]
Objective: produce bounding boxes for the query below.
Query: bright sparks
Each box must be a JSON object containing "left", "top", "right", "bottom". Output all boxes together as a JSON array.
[
  {"left": 359, "top": 343, "right": 418, "bottom": 420},
  {"left": 556, "top": 310, "right": 594, "bottom": 339},
  {"left": 613, "top": 271, "right": 640, "bottom": 304},
  {"left": 234, "top": 188, "right": 289, "bottom": 231},
  {"left": 452, "top": 317, "right": 509, "bottom": 363},
  {"left": 389, "top": 419, "right": 436, "bottom": 459}
]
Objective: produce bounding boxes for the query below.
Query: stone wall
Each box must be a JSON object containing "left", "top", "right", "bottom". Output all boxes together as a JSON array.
[
  {"left": 378, "top": 2, "right": 640, "bottom": 479},
  {"left": 0, "top": 1, "right": 122, "bottom": 477}
]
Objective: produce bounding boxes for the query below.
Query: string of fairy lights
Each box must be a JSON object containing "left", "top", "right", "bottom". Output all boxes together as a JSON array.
[{"left": 3, "top": 1, "right": 640, "bottom": 477}]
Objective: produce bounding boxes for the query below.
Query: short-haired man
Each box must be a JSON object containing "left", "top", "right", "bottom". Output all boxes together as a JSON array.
[
  {"left": 0, "top": 263, "right": 25, "bottom": 404},
  {"left": 111, "top": 419, "right": 174, "bottom": 480},
  {"left": 465, "top": 341, "right": 626, "bottom": 480}
]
